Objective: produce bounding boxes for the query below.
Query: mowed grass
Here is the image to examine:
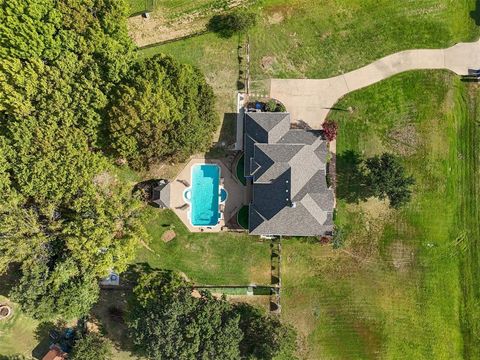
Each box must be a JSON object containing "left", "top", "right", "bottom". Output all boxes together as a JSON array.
[
  {"left": 0, "top": 297, "right": 39, "bottom": 357},
  {"left": 136, "top": 0, "right": 480, "bottom": 82},
  {"left": 127, "top": 0, "right": 155, "bottom": 14},
  {"left": 281, "top": 72, "right": 480, "bottom": 360},
  {"left": 250, "top": 0, "right": 480, "bottom": 79},
  {"left": 135, "top": 0, "right": 480, "bottom": 136},
  {"left": 136, "top": 207, "right": 271, "bottom": 285}
]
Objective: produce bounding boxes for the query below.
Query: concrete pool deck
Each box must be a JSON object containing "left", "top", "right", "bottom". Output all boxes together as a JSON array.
[{"left": 168, "top": 157, "right": 246, "bottom": 233}]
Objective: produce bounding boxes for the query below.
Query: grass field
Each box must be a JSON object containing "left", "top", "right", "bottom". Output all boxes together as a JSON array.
[
  {"left": 136, "top": 207, "right": 271, "bottom": 285},
  {"left": 280, "top": 72, "right": 480, "bottom": 359},
  {"left": 136, "top": 0, "right": 480, "bottom": 131},
  {"left": 127, "top": 0, "right": 155, "bottom": 14},
  {"left": 0, "top": 297, "right": 40, "bottom": 358},
  {"left": 250, "top": 0, "right": 480, "bottom": 79}
]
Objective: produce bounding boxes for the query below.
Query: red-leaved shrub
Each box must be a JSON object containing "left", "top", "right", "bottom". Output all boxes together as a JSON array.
[{"left": 322, "top": 120, "right": 338, "bottom": 141}]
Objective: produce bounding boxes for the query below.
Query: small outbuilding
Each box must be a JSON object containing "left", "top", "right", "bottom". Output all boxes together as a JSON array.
[
  {"left": 152, "top": 179, "right": 171, "bottom": 208},
  {"left": 42, "top": 344, "right": 68, "bottom": 360}
]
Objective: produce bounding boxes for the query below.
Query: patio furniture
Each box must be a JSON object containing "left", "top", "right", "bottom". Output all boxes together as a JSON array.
[
  {"left": 175, "top": 203, "right": 189, "bottom": 210},
  {"left": 177, "top": 179, "right": 190, "bottom": 187}
]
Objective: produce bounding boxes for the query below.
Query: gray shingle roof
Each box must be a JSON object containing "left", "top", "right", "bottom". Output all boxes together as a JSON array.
[
  {"left": 244, "top": 113, "right": 290, "bottom": 177},
  {"left": 244, "top": 112, "right": 334, "bottom": 237},
  {"left": 152, "top": 182, "right": 171, "bottom": 208}
]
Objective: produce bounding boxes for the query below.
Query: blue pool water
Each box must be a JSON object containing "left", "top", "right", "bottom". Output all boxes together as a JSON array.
[{"left": 189, "top": 164, "right": 221, "bottom": 226}]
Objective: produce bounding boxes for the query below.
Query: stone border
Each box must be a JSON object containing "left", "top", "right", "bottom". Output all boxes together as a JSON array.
[{"left": 0, "top": 304, "right": 12, "bottom": 320}]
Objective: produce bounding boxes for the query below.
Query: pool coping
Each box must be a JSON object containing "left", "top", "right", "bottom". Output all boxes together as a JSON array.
[
  {"left": 185, "top": 163, "right": 224, "bottom": 228},
  {"left": 167, "top": 157, "right": 247, "bottom": 233}
]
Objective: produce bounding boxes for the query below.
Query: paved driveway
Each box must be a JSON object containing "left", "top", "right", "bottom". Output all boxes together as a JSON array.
[{"left": 270, "top": 39, "right": 480, "bottom": 129}]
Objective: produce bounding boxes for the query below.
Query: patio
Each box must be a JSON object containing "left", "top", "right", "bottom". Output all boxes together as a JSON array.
[{"left": 167, "top": 157, "right": 247, "bottom": 232}]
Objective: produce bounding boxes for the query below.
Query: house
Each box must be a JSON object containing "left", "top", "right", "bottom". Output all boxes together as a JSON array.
[{"left": 243, "top": 112, "right": 334, "bottom": 236}]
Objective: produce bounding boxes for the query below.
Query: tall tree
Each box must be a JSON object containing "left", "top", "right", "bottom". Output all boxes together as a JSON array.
[
  {"left": 208, "top": 10, "right": 257, "bottom": 38},
  {"left": 364, "top": 153, "right": 414, "bottom": 208},
  {"left": 235, "top": 303, "right": 298, "bottom": 360},
  {"left": 0, "top": 0, "right": 145, "bottom": 320},
  {"left": 70, "top": 333, "right": 113, "bottom": 360},
  {"left": 108, "top": 54, "right": 218, "bottom": 169},
  {"left": 128, "top": 270, "right": 242, "bottom": 360}
]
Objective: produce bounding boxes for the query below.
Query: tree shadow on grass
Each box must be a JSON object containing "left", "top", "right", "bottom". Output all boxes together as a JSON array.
[
  {"left": 205, "top": 113, "right": 238, "bottom": 162},
  {"left": 0, "top": 265, "right": 20, "bottom": 298},
  {"left": 32, "top": 321, "right": 63, "bottom": 359},
  {"left": 336, "top": 150, "right": 373, "bottom": 204},
  {"left": 90, "top": 263, "right": 155, "bottom": 358},
  {"left": 470, "top": 0, "right": 480, "bottom": 25}
]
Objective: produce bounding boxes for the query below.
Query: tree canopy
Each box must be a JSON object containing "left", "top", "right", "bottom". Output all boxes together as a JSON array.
[
  {"left": 208, "top": 10, "right": 257, "bottom": 38},
  {"left": 108, "top": 54, "right": 218, "bottom": 170},
  {"left": 0, "top": 0, "right": 219, "bottom": 320},
  {"left": 70, "top": 333, "right": 113, "bottom": 360},
  {"left": 0, "top": 0, "right": 145, "bottom": 320},
  {"left": 127, "top": 270, "right": 297, "bottom": 360},
  {"left": 364, "top": 153, "right": 415, "bottom": 208},
  {"left": 128, "top": 270, "right": 242, "bottom": 360}
]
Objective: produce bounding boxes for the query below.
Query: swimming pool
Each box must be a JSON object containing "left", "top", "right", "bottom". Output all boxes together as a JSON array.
[{"left": 184, "top": 164, "right": 223, "bottom": 227}]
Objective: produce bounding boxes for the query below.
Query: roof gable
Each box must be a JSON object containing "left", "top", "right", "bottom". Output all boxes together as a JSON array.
[{"left": 243, "top": 112, "right": 334, "bottom": 236}]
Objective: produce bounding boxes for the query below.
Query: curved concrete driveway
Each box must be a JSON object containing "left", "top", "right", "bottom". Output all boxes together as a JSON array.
[{"left": 270, "top": 39, "right": 480, "bottom": 129}]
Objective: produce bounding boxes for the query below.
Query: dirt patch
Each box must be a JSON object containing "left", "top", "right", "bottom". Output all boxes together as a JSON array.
[
  {"left": 358, "top": 197, "right": 391, "bottom": 221},
  {"left": 86, "top": 320, "right": 101, "bottom": 333},
  {"left": 128, "top": 0, "right": 251, "bottom": 47},
  {"left": 93, "top": 171, "right": 117, "bottom": 189},
  {"left": 261, "top": 56, "right": 276, "bottom": 71},
  {"left": 161, "top": 229, "right": 176, "bottom": 243},
  {"left": 387, "top": 123, "right": 420, "bottom": 156},
  {"left": 389, "top": 241, "right": 415, "bottom": 273},
  {"left": 267, "top": 12, "right": 284, "bottom": 24},
  {"left": 320, "top": 31, "right": 332, "bottom": 41},
  {"left": 128, "top": 14, "right": 208, "bottom": 47},
  {"left": 191, "top": 289, "right": 202, "bottom": 298},
  {"left": 226, "top": 295, "right": 270, "bottom": 311},
  {"left": 145, "top": 161, "right": 185, "bottom": 180}
]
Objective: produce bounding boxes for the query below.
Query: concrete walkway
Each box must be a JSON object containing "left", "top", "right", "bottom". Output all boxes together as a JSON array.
[{"left": 270, "top": 39, "right": 480, "bottom": 129}]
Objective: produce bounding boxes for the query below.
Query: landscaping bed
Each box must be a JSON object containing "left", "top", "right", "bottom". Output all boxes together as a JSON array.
[
  {"left": 237, "top": 205, "right": 249, "bottom": 229},
  {"left": 235, "top": 154, "right": 246, "bottom": 185}
]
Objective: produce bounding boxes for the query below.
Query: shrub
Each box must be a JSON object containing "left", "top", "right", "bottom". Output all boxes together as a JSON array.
[
  {"left": 266, "top": 99, "right": 277, "bottom": 112},
  {"left": 208, "top": 10, "right": 257, "bottom": 38},
  {"left": 276, "top": 102, "right": 286, "bottom": 112},
  {"left": 322, "top": 120, "right": 338, "bottom": 141}
]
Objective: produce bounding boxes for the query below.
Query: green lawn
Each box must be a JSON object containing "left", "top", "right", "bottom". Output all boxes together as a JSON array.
[
  {"left": 0, "top": 297, "right": 40, "bottom": 358},
  {"left": 127, "top": 0, "right": 155, "bottom": 14},
  {"left": 250, "top": 0, "right": 480, "bottom": 79},
  {"left": 137, "top": 0, "right": 479, "bottom": 85},
  {"left": 136, "top": 208, "right": 271, "bottom": 285},
  {"left": 280, "top": 71, "right": 480, "bottom": 359}
]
